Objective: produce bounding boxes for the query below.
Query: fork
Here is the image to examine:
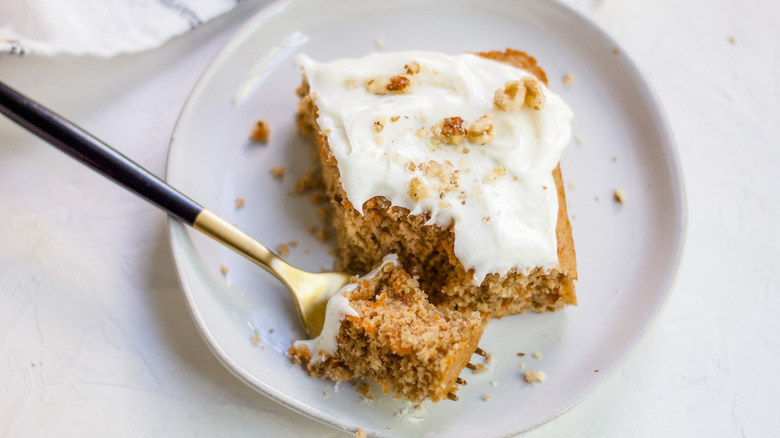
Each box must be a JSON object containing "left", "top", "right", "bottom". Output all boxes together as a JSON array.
[{"left": 0, "top": 80, "right": 351, "bottom": 338}]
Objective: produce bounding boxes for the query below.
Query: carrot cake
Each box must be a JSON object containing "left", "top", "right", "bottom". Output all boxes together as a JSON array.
[
  {"left": 289, "top": 255, "right": 483, "bottom": 403},
  {"left": 295, "top": 49, "right": 577, "bottom": 318}
]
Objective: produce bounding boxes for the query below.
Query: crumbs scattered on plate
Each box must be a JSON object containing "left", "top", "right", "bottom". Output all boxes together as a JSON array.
[{"left": 524, "top": 369, "right": 546, "bottom": 384}]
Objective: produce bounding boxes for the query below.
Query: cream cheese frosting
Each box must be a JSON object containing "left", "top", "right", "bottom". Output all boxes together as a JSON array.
[
  {"left": 297, "top": 52, "right": 573, "bottom": 283},
  {"left": 292, "top": 254, "right": 399, "bottom": 365}
]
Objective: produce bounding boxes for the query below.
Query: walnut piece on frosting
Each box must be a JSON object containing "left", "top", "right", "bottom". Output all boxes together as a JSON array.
[
  {"left": 367, "top": 74, "right": 414, "bottom": 95},
  {"left": 467, "top": 114, "right": 495, "bottom": 145},
  {"left": 404, "top": 61, "right": 421, "bottom": 75},
  {"left": 408, "top": 177, "right": 429, "bottom": 201},
  {"left": 522, "top": 76, "right": 545, "bottom": 110},
  {"left": 431, "top": 117, "right": 467, "bottom": 145},
  {"left": 494, "top": 81, "right": 526, "bottom": 111},
  {"left": 494, "top": 77, "right": 546, "bottom": 111}
]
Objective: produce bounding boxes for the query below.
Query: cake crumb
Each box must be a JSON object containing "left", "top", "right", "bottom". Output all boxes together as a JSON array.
[
  {"left": 490, "top": 381, "right": 498, "bottom": 387},
  {"left": 324, "top": 390, "right": 330, "bottom": 397},
  {"left": 472, "top": 363, "right": 489, "bottom": 374},
  {"left": 611, "top": 156, "right": 618, "bottom": 162},
  {"left": 562, "top": 73, "right": 575, "bottom": 87},
  {"left": 251, "top": 330, "right": 261, "bottom": 346},
  {"left": 575, "top": 134, "right": 583, "bottom": 145},
  {"left": 310, "top": 193, "right": 328, "bottom": 204},
  {"left": 482, "top": 394, "right": 491, "bottom": 402},
  {"left": 289, "top": 240, "right": 298, "bottom": 248},
  {"left": 728, "top": 36, "right": 736, "bottom": 44},
  {"left": 614, "top": 189, "right": 627, "bottom": 204},
  {"left": 387, "top": 426, "right": 394, "bottom": 431},
  {"left": 220, "top": 265, "right": 229, "bottom": 275},
  {"left": 375, "top": 37, "right": 385, "bottom": 48},
  {"left": 613, "top": 48, "right": 620, "bottom": 55},
  {"left": 251, "top": 119, "right": 271, "bottom": 143},
  {"left": 519, "top": 362, "right": 525, "bottom": 368},
  {"left": 345, "top": 78, "right": 357, "bottom": 89},
  {"left": 355, "top": 427, "right": 367, "bottom": 438},
  {"left": 517, "top": 352, "right": 525, "bottom": 357},
  {"left": 594, "top": 369, "right": 600, "bottom": 373},
  {"left": 269, "top": 328, "right": 274, "bottom": 334},
  {"left": 234, "top": 197, "right": 245, "bottom": 208},
  {"left": 524, "top": 369, "right": 547, "bottom": 383},
  {"left": 355, "top": 382, "right": 373, "bottom": 400},
  {"left": 294, "top": 166, "right": 324, "bottom": 193},
  {"left": 533, "top": 352, "right": 542, "bottom": 360},
  {"left": 276, "top": 244, "right": 290, "bottom": 257},
  {"left": 568, "top": 181, "right": 577, "bottom": 189},
  {"left": 485, "top": 353, "right": 495, "bottom": 365},
  {"left": 317, "top": 228, "right": 330, "bottom": 242},
  {"left": 375, "top": 134, "right": 386, "bottom": 145},
  {"left": 270, "top": 166, "right": 285, "bottom": 179}
]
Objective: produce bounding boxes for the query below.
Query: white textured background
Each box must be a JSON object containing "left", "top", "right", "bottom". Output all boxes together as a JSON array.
[{"left": 1, "top": 0, "right": 778, "bottom": 436}]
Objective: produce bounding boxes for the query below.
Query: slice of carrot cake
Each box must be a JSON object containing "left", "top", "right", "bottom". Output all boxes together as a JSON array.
[
  {"left": 289, "top": 255, "right": 483, "bottom": 403},
  {"left": 295, "top": 49, "right": 577, "bottom": 318}
]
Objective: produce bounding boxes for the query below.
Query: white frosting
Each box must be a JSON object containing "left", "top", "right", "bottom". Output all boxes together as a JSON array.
[
  {"left": 293, "top": 254, "right": 399, "bottom": 364},
  {"left": 298, "top": 52, "right": 573, "bottom": 283}
]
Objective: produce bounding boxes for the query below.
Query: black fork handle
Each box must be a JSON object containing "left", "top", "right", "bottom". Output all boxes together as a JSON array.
[{"left": 0, "top": 80, "right": 203, "bottom": 224}]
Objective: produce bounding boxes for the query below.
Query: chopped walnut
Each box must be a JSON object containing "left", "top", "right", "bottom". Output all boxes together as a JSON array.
[
  {"left": 494, "top": 81, "right": 526, "bottom": 111},
  {"left": 408, "top": 177, "right": 429, "bottom": 201},
  {"left": 431, "top": 117, "right": 467, "bottom": 145},
  {"left": 524, "top": 369, "right": 547, "bottom": 383},
  {"left": 404, "top": 61, "right": 420, "bottom": 75},
  {"left": 486, "top": 166, "right": 507, "bottom": 182},
  {"left": 421, "top": 160, "right": 444, "bottom": 179},
  {"left": 522, "top": 76, "right": 545, "bottom": 110},
  {"left": 374, "top": 114, "right": 388, "bottom": 133},
  {"left": 467, "top": 114, "right": 495, "bottom": 145},
  {"left": 366, "top": 75, "right": 413, "bottom": 94},
  {"left": 251, "top": 119, "right": 271, "bottom": 143}
]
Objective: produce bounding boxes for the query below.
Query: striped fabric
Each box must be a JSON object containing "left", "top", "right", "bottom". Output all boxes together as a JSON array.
[{"left": 0, "top": 0, "right": 246, "bottom": 56}]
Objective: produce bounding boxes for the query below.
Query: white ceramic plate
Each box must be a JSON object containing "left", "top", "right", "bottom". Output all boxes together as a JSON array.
[{"left": 166, "top": 0, "right": 686, "bottom": 436}]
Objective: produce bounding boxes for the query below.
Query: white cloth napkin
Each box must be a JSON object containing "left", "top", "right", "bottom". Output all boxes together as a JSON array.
[{"left": 0, "top": 0, "right": 244, "bottom": 56}]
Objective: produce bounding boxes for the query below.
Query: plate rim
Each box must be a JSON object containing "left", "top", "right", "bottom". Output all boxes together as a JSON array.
[{"left": 164, "top": 0, "right": 688, "bottom": 435}]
